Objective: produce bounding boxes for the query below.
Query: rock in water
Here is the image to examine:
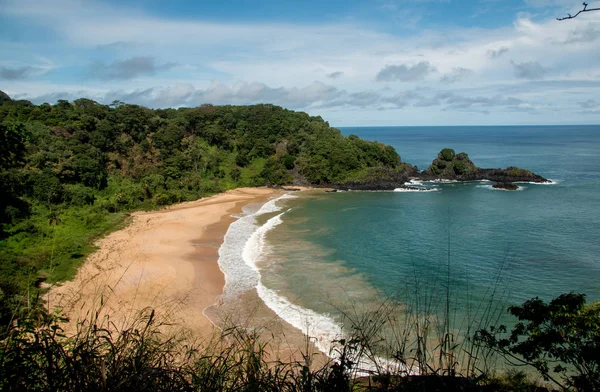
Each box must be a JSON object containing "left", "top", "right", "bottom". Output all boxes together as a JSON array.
[
  {"left": 420, "top": 148, "right": 549, "bottom": 183},
  {"left": 492, "top": 182, "right": 518, "bottom": 191}
]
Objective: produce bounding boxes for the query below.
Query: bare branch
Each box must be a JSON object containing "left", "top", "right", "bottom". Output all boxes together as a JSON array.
[{"left": 557, "top": 2, "right": 600, "bottom": 20}]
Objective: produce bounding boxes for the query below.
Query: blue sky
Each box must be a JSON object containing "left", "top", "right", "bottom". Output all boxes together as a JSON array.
[{"left": 1, "top": 0, "right": 599, "bottom": 125}]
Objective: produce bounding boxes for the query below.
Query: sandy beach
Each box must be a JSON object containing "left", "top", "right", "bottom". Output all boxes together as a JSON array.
[{"left": 47, "top": 187, "right": 283, "bottom": 340}]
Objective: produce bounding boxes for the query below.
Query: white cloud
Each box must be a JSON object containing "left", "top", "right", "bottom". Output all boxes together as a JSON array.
[{"left": 2, "top": 0, "right": 600, "bottom": 125}]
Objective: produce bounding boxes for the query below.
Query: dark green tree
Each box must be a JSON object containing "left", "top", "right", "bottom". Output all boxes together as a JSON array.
[{"left": 476, "top": 293, "right": 600, "bottom": 391}]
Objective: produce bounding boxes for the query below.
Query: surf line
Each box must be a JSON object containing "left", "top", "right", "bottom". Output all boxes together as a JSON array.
[{"left": 215, "top": 192, "right": 412, "bottom": 376}]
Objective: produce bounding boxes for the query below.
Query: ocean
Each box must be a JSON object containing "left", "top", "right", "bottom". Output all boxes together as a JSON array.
[{"left": 218, "top": 125, "right": 600, "bottom": 357}]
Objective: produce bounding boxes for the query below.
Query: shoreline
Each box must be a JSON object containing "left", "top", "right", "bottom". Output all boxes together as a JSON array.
[{"left": 47, "top": 187, "right": 282, "bottom": 340}]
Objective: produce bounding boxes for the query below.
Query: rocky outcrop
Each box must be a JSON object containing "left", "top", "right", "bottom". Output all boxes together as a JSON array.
[
  {"left": 418, "top": 148, "right": 549, "bottom": 190},
  {"left": 492, "top": 182, "right": 519, "bottom": 191},
  {"left": 329, "top": 165, "right": 418, "bottom": 191},
  {"left": 478, "top": 167, "right": 548, "bottom": 183},
  {"left": 311, "top": 148, "right": 547, "bottom": 191},
  {"left": 419, "top": 149, "right": 479, "bottom": 180}
]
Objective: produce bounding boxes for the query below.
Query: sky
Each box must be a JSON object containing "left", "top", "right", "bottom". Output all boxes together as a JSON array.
[{"left": 1, "top": 0, "right": 599, "bottom": 126}]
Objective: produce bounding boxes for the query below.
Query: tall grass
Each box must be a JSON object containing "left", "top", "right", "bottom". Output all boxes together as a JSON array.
[
  {"left": 0, "top": 292, "right": 554, "bottom": 391},
  {"left": 0, "top": 302, "right": 363, "bottom": 392}
]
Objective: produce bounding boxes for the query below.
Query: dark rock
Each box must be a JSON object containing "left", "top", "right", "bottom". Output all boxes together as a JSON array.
[
  {"left": 492, "top": 182, "right": 518, "bottom": 191},
  {"left": 328, "top": 164, "right": 418, "bottom": 191},
  {"left": 312, "top": 149, "right": 547, "bottom": 192},
  {"left": 419, "top": 149, "right": 549, "bottom": 184}
]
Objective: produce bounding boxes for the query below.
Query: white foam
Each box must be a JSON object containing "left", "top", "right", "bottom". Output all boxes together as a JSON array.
[
  {"left": 256, "top": 193, "right": 299, "bottom": 214},
  {"left": 217, "top": 192, "right": 411, "bottom": 375},
  {"left": 427, "top": 179, "right": 459, "bottom": 183},
  {"left": 218, "top": 194, "right": 298, "bottom": 299},
  {"left": 514, "top": 179, "right": 558, "bottom": 185},
  {"left": 394, "top": 187, "right": 439, "bottom": 193}
]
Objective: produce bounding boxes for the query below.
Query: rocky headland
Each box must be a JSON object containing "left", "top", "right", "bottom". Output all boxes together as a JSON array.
[
  {"left": 417, "top": 148, "right": 549, "bottom": 190},
  {"left": 328, "top": 148, "right": 549, "bottom": 191},
  {"left": 328, "top": 165, "right": 418, "bottom": 191}
]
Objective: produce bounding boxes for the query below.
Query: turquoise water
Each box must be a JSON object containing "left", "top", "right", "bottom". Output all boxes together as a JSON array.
[{"left": 255, "top": 125, "right": 600, "bottom": 346}]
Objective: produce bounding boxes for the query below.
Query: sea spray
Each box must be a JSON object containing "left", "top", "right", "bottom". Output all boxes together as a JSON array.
[{"left": 393, "top": 188, "right": 439, "bottom": 193}]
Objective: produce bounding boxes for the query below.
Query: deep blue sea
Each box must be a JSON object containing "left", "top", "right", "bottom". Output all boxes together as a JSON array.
[{"left": 221, "top": 125, "right": 600, "bottom": 354}]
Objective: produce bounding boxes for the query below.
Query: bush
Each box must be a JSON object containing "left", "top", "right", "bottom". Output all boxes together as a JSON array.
[
  {"left": 454, "top": 159, "right": 468, "bottom": 175},
  {"left": 476, "top": 293, "right": 600, "bottom": 391},
  {"left": 230, "top": 166, "right": 241, "bottom": 181},
  {"left": 440, "top": 148, "right": 455, "bottom": 161},
  {"left": 31, "top": 170, "right": 63, "bottom": 204},
  {"left": 63, "top": 184, "right": 96, "bottom": 206},
  {"left": 261, "top": 157, "right": 292, "bottom": 186},
  {"left": 283, "top": 155, "right": 296, "bottom": 170},
  {"left": 153, "top": 193, "right": 172, "bottom": 206}
]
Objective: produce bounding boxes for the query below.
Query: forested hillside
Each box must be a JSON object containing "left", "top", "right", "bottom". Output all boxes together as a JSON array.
[{"left": 0, "top": 92, "right": 404, "bottom": 322}]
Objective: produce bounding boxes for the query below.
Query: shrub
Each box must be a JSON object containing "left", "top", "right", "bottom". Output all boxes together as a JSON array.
[
  {"left": 476, "top": 292, "right": 600, "bottom": 391},
  {"left": 454, "top": 159, "right": 468, "bottom": 175},
  {"left": 283, "top": 155, "right": 296, "bottom": 170},
  {"left": 440, "top": 148, "right": 455, "bottom": 161},
  {"left": 230, "top": 166, "right": 241, "bottom": 181},
  {"left": 153, "top": 193, "right": 172, "bottom": 206},
  {"left": 63, "top": 184, "right": 96, "bottom": 206}
]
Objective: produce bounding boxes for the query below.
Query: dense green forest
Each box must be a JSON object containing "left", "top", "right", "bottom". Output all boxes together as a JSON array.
[{"left": 0, "top": 92, "right": 405, "bottom": 324}]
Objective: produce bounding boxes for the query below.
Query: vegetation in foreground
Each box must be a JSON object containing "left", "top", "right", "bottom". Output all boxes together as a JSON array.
[{"left": 1, "top": 292, "right": 598, "bottom": 391}]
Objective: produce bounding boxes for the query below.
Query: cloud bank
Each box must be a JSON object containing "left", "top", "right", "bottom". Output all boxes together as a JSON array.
[{"left": 2, "top": 0, "right": 600, "bottom": 125}]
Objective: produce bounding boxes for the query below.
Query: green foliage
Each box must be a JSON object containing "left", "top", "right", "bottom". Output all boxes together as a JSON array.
[
  {"left": 0, "top": 122, "right": 29, "bottom": 231},
  {"left": 453, "top": 159, "right": 468, "bottom": 175},
  {"left": 427, "top": 148, "right": 477, "bottom": 178},
  {"left": 440, "top": 148, "right": 456, "bottom": 161},
  {"left": 230, "top": 166, "right": 241, "bottom": 182},
  {"left": 261, "top": 157, "right": 292, "bottom": 186},
  {"left": 283, "top": 155, "right": 296, "bottom": 170},
  {"left": 476, "top": 293, "right": 600, "bottom": 391},
  {"left": 63, "top": 184, "right": 95, "bottom": 206}
]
